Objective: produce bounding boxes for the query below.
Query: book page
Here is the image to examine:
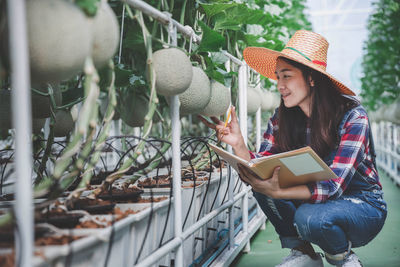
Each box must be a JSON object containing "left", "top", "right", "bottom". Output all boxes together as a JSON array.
[{"left": 279, "top": 153, "right": 323, "bottom": 176}]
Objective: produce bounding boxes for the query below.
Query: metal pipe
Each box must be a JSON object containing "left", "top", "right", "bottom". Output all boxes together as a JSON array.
[
  {"left": 7, "top": 0, "right": 34, "bottom": 265},
  {"left": 225, "top": 59, "right": 235, "bottom": 250},
  {"left": 238, "top": 65, "right": 248, "bottom": 144},
  {"left": 182, "top": 188, "right": 248, "bottom": 240},
  {"left": 242, "top": 190, "right": 250, "bottom": 252},
  {"left": 238, "top": 64, "right": 250, "bottom": 253},
  {"left": 124, "top": 0, "right": 201, "bottom": 43},
  {"left": 135, "top": 237, "right": 182, "bottom": 267},
  {"left": 222, "top": 51, "right": 244, "bottom": 66},
  {"left": 167, "top": 21, "right": 184, "bottom": 267}
]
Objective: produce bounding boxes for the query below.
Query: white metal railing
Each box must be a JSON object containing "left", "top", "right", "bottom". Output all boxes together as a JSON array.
[
  {"left": 371, "top": 121, "right": 400, "bottom": 185},
  {"left": 7, "top": 0, "right": 34, "bottom": 266}
]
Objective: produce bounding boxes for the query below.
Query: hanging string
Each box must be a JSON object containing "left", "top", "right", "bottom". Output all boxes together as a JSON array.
[{"left": 118, "top": 4, "right": 126, "bottom": 65}]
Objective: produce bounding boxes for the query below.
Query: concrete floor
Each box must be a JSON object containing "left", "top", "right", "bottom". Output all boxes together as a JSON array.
[{"left": 231, "top": 170, "right": 400, "bottom": 267}]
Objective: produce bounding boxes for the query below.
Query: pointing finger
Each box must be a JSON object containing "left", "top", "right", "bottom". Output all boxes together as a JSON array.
[{"left": 198, "top": 115, "right": 216, "bottom": 129}]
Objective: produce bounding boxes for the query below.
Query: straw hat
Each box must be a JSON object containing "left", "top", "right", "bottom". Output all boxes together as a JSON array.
[{"left": 243, "top": 30, "right": 355, "bottom": 96}]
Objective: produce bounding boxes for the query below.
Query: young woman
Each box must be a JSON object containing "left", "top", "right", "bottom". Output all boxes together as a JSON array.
[{"left": 199, "top": 30, "right": 387, "bottom": 267}]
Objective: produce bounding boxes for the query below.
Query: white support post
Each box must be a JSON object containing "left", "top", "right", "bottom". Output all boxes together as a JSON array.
[
  {"left": 225, "top": 60, "right": 235, "bottom": 250},
  {"left": 238, "top": 64, "right": 250, "bottom": 252},
  {"left": 168, "top": 23, "right": 184, "bottom": 267},
  {"left": 255, "top": 74, "right": 262, "bottom": 152},
  {"left": 7, "top": 0, "right": 34, "bottom": 265},
  {"left": 238, "top": 65, "right": 248, "bottom": 144}
]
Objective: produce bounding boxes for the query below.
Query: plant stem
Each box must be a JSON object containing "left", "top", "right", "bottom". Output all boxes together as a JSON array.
[{"left": 92, "top": 29, "right": 158, "bottom": 196}]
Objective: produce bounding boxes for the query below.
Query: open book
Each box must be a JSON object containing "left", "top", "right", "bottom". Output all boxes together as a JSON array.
[{"left": 209, "top": 144, "right": 337, "bottom": 188}]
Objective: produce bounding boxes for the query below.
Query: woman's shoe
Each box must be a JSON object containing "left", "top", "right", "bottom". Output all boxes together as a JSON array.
[
  {"left": 275, "top": 249, "right": 324, "bottom": 267},
  {"left": 339, "top": 252, "right": 363, "bottom": 267}
]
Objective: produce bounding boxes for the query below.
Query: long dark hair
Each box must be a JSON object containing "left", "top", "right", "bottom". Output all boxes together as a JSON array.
[{"left": 275, "top": 57, "right": 359, "bottom": 158}]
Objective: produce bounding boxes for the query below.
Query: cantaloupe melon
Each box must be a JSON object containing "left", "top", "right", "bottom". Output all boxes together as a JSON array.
[
  {"left": 152, "top": 48, "right": 193, "bottom": 96},
  {"left": 247, "top": 86, "right": 261, "bottom": 114},
  {"left": 178, "top": 66, "right": 211, "bottom": 115},
  {"left": 200, "top": 81, "right": 230, "bottom": 117},
  {"left": 260, "top": 90, "right": 273, "bottom": 111},
  {"left": 119, "top": 91, "right": 148, "bottom": 127},
  {"left": 269, "top": 92, "right": 281, "bottom": 111},
  {"left": 90, "top": 1, "right": 119, "bottom": 68},
  {"left": 31, "top": 84, "right": 62, "bottom": 118},
  {"left": 26, "top": 0, "right": 92, "bottom": 83},
  {"left": 53, "top": 110, "right": 74, "bottom": 137}
]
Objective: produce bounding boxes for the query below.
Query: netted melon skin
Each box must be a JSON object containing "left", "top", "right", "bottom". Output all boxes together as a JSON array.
[
  {"left": 53, "top": 110, "right": 74, "bottom": 137},
  {"left": 260, "top": 90, "right": 273, "bottom": 111},
  {"left": 200, "top": 81, "right": 231, "bottom": 117},
  {"left": 27, "top": 0, "right": 91, "bottom": 83},
  {"left": 119, "top": 93, "right": 148, "bottom": 127},
  {"left": 179, "top": 67, "right": 211, "bottom": 115},
  {"left": 153, "top": 48, "right": 193, "bottom": 96},
  {"left": 247, "top": 86, "right": 261, "bottom": 114},
  {"left": 90, "top": 2, "right": 120, "bottom": 68}
]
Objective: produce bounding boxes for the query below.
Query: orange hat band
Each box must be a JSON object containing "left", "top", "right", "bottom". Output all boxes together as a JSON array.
[{"left": 284, "top": 47, "right": 327, "bottom": 67}]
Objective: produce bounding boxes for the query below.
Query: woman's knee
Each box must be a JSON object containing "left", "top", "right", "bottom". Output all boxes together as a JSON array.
[{"left": 293, "top": 204, "right": 328, "bottom": 241}]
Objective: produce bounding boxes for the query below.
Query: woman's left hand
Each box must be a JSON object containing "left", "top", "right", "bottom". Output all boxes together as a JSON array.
[{"left": 237, "top": 164, "right": 282, "bottom": 199}]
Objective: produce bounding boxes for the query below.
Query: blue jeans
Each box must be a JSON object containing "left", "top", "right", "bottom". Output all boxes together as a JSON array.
[{"left": 253, "top": 189, "right": 387, "bottom": 265}]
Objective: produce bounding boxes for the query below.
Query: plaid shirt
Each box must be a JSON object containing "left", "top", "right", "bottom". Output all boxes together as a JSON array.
[{"left": 250, "top": 106, "right": 382, "bottom": 203}]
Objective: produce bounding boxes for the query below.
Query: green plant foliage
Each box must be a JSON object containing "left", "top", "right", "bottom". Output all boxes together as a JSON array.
[
  {"left": 75, "top": 0, "right": 101, "bottom": 16},
  {"left": 197, "top": 21, "right": 226, "bottom": 52},
  {"left": 361, "top": 0, "right": 400, "bottom": 110}
]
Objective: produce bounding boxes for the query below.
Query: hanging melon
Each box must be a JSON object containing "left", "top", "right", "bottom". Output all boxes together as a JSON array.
[
  {"left": 152, "top": 48, "right": 193, "bottom": 96},
  {"left": 247, "top": 86, "right": 261, "bottom": 114},
  {"left": 90, "top": 1, "right": 120, "bottom": 68},
  {"left": 200, "top": 81, "right": 230, "bottom": 117},
  {"left": 119, "top": 90, "right": 148, "bottom": 127},
  {"left": 26, "top": 0, "right": 92, "bottom": 83},
  {"left": 260, "top": 90, "right": 273, "bottom": 111},
  {"left": 53, "top": 110, "right": 74, "bottom": 137},
  {"left": 271, "top": 92, "right": 281, "bottom": 110},
  {"left": 178, "top": 66, "right": 211, "bottom": 115}
]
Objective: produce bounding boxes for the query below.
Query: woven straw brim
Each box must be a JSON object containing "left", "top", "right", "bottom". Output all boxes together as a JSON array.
[{"left": 243, "top": 47, "right": 355, "bottom": 96}]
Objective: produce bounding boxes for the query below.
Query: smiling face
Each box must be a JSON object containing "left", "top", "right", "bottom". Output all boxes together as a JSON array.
[{"left": 275, "top": 58, "right": 314, "bottom": 117}]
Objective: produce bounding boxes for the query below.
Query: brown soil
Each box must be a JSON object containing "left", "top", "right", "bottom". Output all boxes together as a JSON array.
[
  {"left": 134, "top": 196, "right": 168, "bottom": 203},
  {"left": 137, "top": 175, "right": 171, "bottom": 188},
  {"left": 35, "top": 207, "right": 84, "bottom": 229},
  {"left": 75, "top": 207, "right": 142, "bottom": 229},
  {"left": 0, "top": 253, "right": 14, "bottom": 267},
  {"left": 181, "top": 170, "right": 210, "bottom": 181}
]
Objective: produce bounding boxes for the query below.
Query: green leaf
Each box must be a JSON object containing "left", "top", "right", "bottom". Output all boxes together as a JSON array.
[
  {"left": 197, "top": 21, "right": 226, "bottom": 52},
  {"left": 75, "top": 0, "right": 101, "bottom": 17},
  {"left": 199, "top": 2, "right": 239, "bottom": 18}
]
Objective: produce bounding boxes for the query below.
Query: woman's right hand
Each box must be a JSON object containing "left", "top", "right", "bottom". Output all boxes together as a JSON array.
[{"left": 198, "top": 106, "right": 244, "bottom": 148}]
